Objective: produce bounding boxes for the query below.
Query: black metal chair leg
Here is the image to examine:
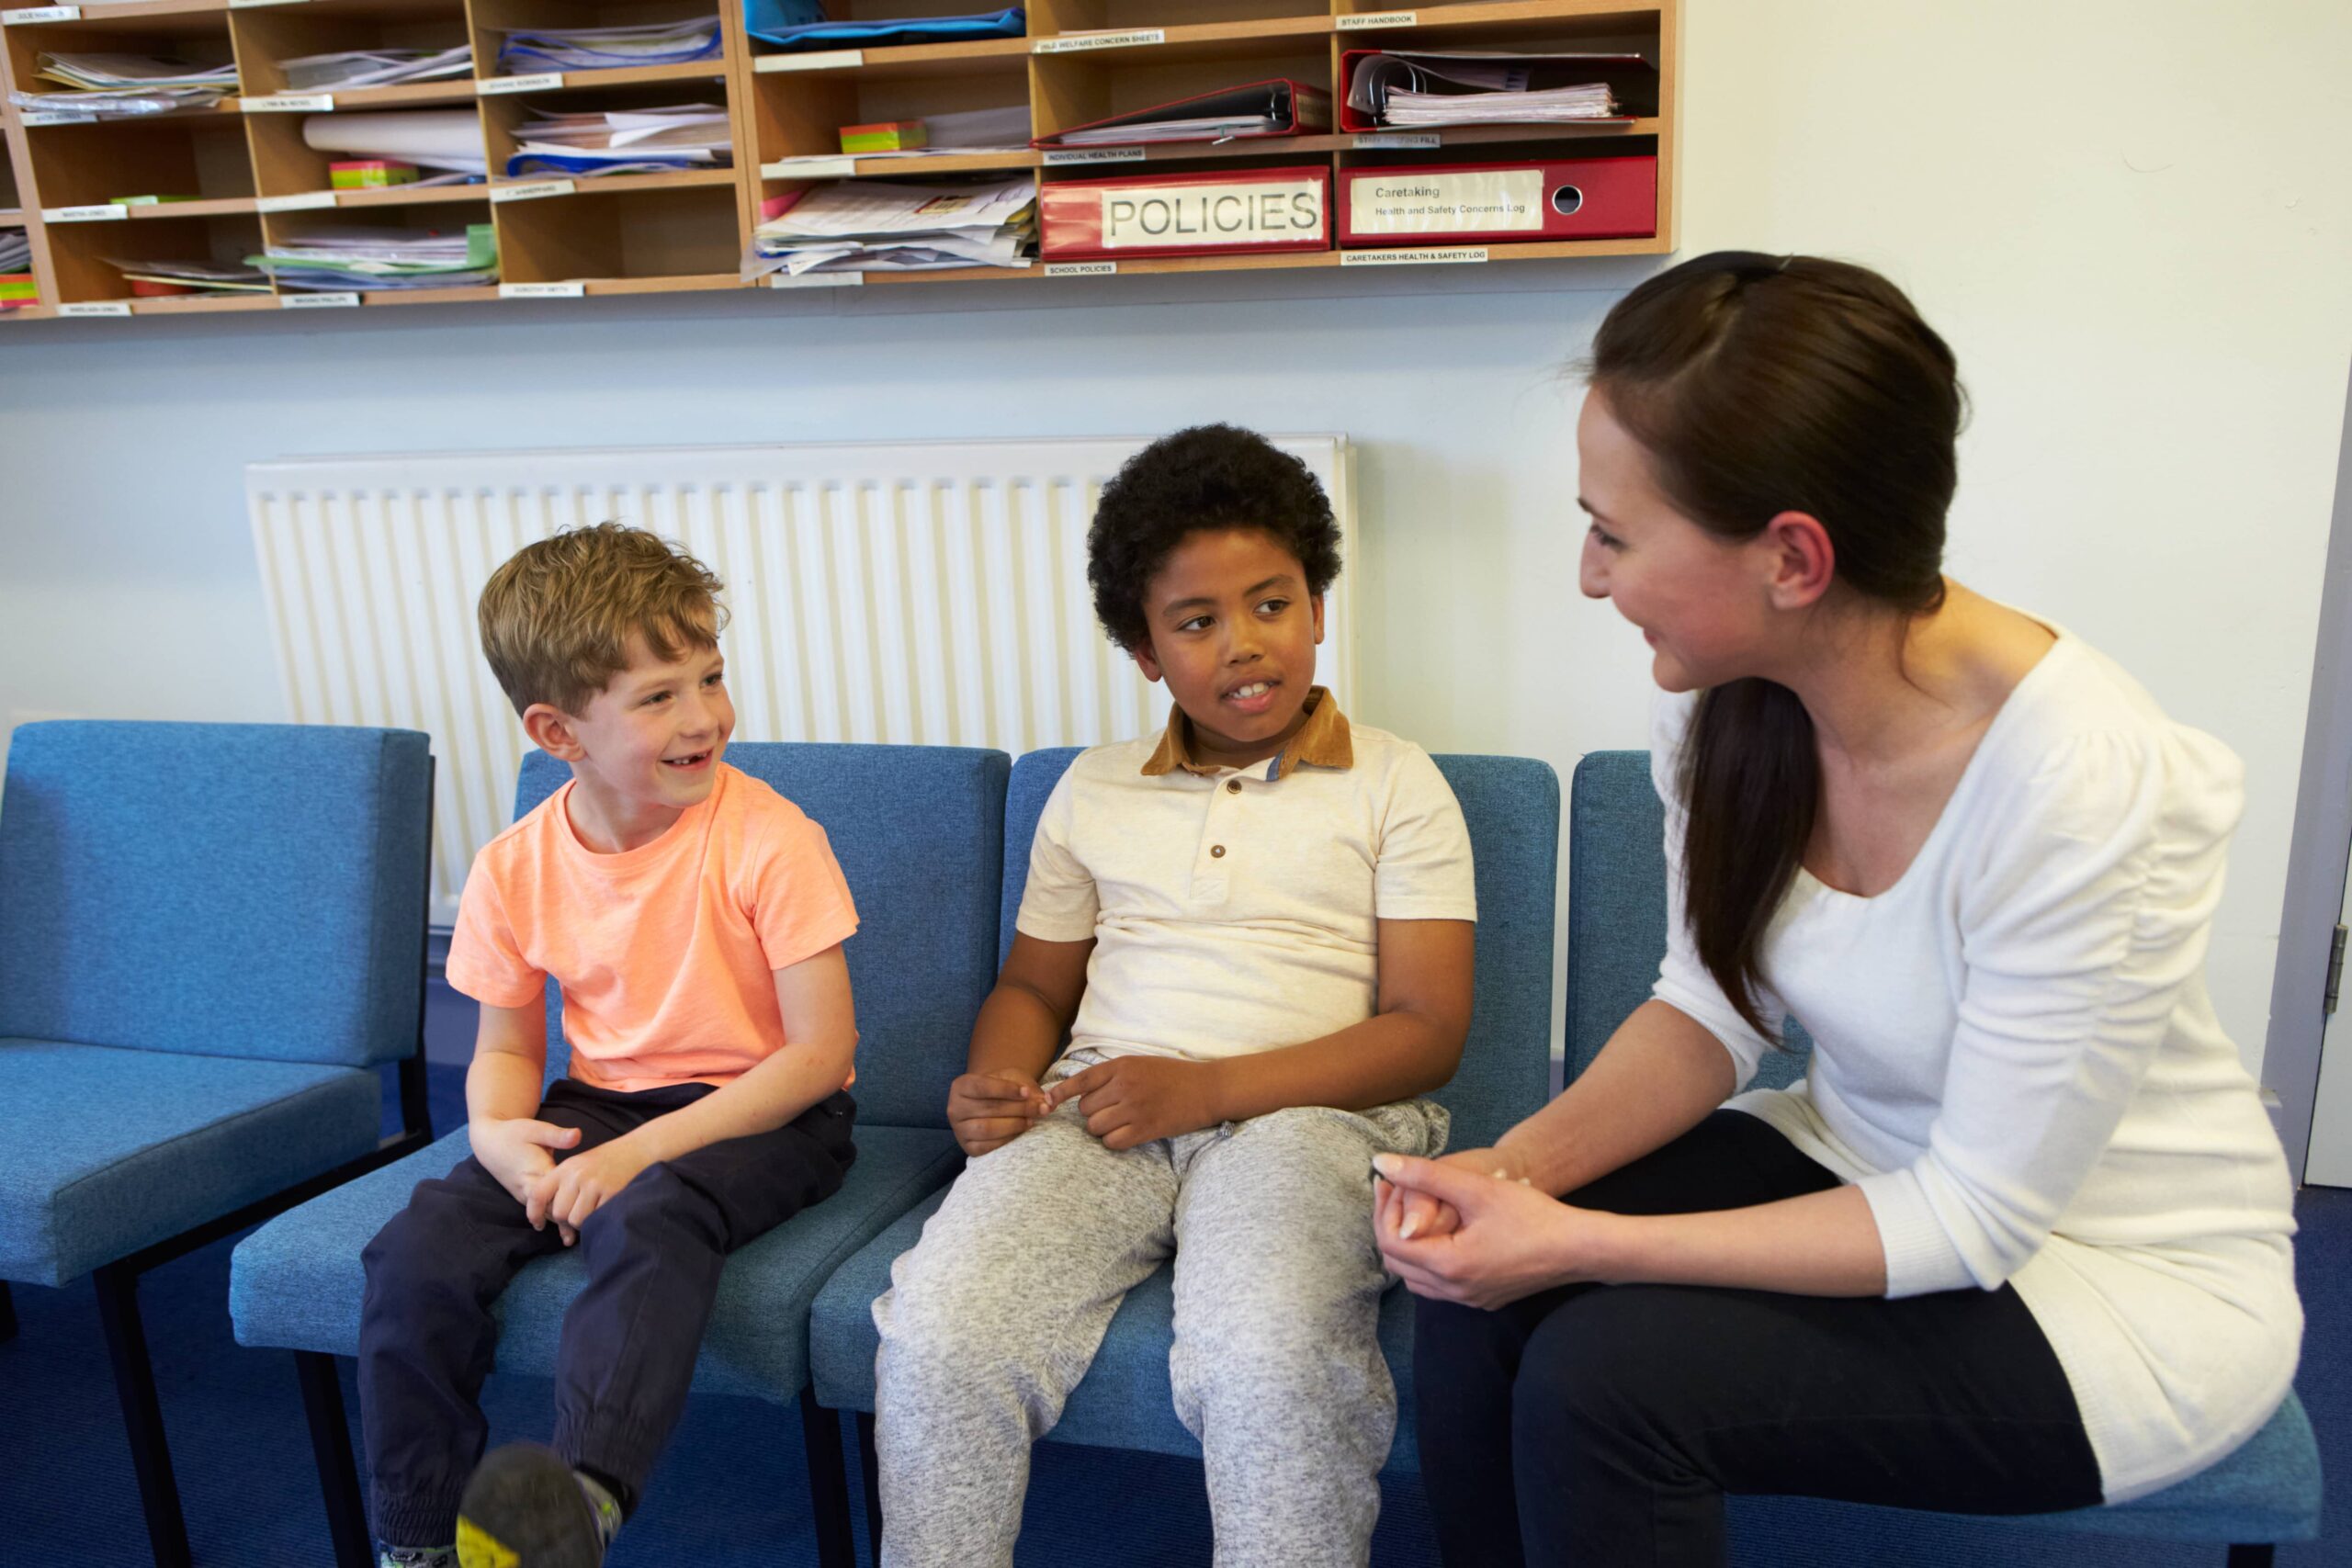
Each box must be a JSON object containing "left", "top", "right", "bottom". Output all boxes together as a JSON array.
[
  {"left": 2226, "top": 1546, "right": 2275, "bottom": 1567},
  {"left": 799, "top": 1388, "right": 857, "bottom": 1568},
  {"left": 856, "top": 1410, "right": 882, "bottom": 1562},
  {"left": 0, "top": 1280, "right": 17, "bottom": 1343},
  {"left": 92, "top": 1262, "right": 191, "bottom": 1568},
  {"left": 297, "top": 1351, "right": 376, "bottom": 1568}
]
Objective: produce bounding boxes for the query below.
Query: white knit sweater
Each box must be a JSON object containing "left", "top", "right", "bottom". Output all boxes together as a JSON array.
[{"left": 1649, "top": 631, "right": 2301, "bottom": 1502}]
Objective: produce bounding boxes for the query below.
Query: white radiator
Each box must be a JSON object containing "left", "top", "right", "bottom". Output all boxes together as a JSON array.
[{"left": 247, "top": 436, "right": 1357, "bottom": 923}]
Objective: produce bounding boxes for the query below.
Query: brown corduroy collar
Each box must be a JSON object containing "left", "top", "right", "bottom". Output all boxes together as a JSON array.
[{"left": 1140, "top": 685, "right": 1353, "bottom": 780}]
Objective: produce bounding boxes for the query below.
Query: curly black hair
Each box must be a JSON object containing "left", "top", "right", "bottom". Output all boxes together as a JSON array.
[{"left": 1087, "top": 423, "right": 1342, "bottom": 652}]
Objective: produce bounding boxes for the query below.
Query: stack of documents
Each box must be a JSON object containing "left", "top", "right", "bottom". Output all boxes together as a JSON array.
[
  {"left": 105, "top": 256, "right": 270, "bottom": 295},
  {"left": 13, "top": 52, "right": 239, "bottom": 116},
  {"left": 1346, "top": 51, "right": 1657, "bottom": 128},
  {"left": 751, "top": 177, "right": 1034, "bottom": 276},
  {"left": 302, "top": 111, "right": 487, "bottom": 178},
  {"left": 278, "top": 47, "right": 474, "bottom": 92},
  {"left": 1, "top": 230, "right": 32, "bottom": 310},
  {"left": 495, "top": 19, "right": 722, "bottom": 75},
  {"left": 1038, "top": 80, "right": 1329, "bottom": 148},
  {"left": 248, "top": 223, "right": 498, "bottom": 291},
  {"left": 746, "top": 3, "right": 1024, "bottom": 50},
  {"left": 507, "top": 104, "right": 732, "bottom": 178}
]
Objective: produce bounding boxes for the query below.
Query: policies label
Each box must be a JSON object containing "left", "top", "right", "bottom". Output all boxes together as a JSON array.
[
  {"left": 1099, "top": 179, "right": 1323, "bottom": 249},
  {"left": 1044, "top": 261, "right": 1116, "bottom": 276},
  {"left": 1033, "top": 29, "right": 1162, "bottom": 54}
]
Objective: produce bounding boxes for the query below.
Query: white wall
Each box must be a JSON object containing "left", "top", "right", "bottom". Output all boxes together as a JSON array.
[{"left": 1, "top": 0, "right": 2346, "bottom": 1075}]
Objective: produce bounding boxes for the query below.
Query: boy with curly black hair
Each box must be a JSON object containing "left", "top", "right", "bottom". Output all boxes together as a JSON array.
[{"left": 872, "top": 423, "right": 1478, "bottom": 1567}]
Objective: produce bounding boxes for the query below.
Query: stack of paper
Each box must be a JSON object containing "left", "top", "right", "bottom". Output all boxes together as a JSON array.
[
  {"left": 12, "top": 52, "right": 239, "bottom": 116},
  {"left": 279, "top": 47, "right": 474, "bottom": 91},
  {"left": 507, "top": 104, "right": 732, "bottom": 178},
  {"left": 105, "top": 256, "right": 271, "bottom": 295},
  {"left": 248, "top": 223, "right": 498, "bottom": 291},
  {"left": 1, "top": 229, "right": 32, "bottom": 309},
  {"left": 1346, "top": 51, "right": 1657, "bottom": 128},
  {"left": 302, "top": 111, "right": 487, "bottom": 178},
  {"left": 751, "top": 177, "right": 1034, "bottom": 276},
  {"left": 746, "top": 4, "right": 1024, "bottom": 51},
  {"left": 495, "top": 19, "right": 722, "bottom": 75}
]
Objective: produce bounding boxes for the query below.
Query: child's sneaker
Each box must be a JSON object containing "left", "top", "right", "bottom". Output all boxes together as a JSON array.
[
  {"left": 455, "top": 1443, "right": 618, "bottom": 1567},
  {"left": 378, "top": 1549, "right": 457, "bottom": 1568}
]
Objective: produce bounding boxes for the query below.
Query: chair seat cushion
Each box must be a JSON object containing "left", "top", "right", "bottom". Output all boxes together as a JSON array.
[
  {"left": 809, "top": 1189, "right": 1426, "bottom": 1474},
  {"left": 0, "top": 1038, "right": 381, "bottom": 1287},
  {"left": 232, "top": 1121, "right": 962, "bottom": 1401}
]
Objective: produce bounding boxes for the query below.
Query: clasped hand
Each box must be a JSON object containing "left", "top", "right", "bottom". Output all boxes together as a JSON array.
[
  {"left": 1373, "top": 1149, "right": 1613, "bottom": 1310},
  {"left": 946, "top": 1056, "right": 1224, "bottom": 1156},
  {"left": 473, "top": 1115, "right": 658, "bottom": 1245}
]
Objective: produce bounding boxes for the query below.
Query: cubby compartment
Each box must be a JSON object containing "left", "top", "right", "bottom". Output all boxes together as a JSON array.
[
  {"left": 227, "top": 0, "right": 478, "bottom": 107},
  {"left": 752, "top": 44, "right": 1031, "bottom": 175},
  {"left": 42, "top": 209, "right": 266, "bottom": 308},
  {"left": 466, "top": 0, "right": 725, "bottom": 87},
  {"left": 1027, "top": 0, "right": 1330, "bottom": 39},
  {"left": 1029, "top": 38, "right": 1332, "bottom": 147},
  {"left": 21, "top": 112, "right": 254, "bottom": 210},
  {"left": 492, "top": 178, "right": 739, "bottom": 289}
]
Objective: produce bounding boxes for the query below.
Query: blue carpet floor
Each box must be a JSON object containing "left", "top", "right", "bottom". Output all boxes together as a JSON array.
[{"left": 3, "top": 1055, "right": 2342, "bottom": 1566}]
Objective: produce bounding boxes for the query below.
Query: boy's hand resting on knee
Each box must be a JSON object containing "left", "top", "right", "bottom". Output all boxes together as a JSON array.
[
  {"left": 526, "top": 1135, "right": 658, "bottom": 1237},
  {"left": 948, "top": 1068, "right": 1053, "bottom": 1156},
  {"left": 1047, "top": 1055, "right": 1222, "bottom": 1150}
]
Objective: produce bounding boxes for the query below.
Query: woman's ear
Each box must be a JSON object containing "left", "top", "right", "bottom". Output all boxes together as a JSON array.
[{"left": 1759, "top": 511, "right": 1837, "bottom": 610}]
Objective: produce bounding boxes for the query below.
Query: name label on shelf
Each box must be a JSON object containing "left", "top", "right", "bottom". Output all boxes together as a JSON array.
[
  {"left": 1338, "top": 11, "right": 1419, "bottom": 29},
  {"left": 492, "top": 180, "right": 575, "bottom": 204},
  {"left": 758, "top": 50, "right": 862, "bottom": 73},
  {"left": 1044, "top": 262, "right": 1116, "bottom": 277},
  {"left": 258, "top": 191, "right": 339, "bottom": 213},
  {"left": 1033, "top": 29, "right": 1163, "bottom": 54},
  {"left": 59, "top": 300, "right": 131, "bottom": 317},
  {"left": 1339, "top": 245, "right": 1489, "bottom": 266},
  {"left": 282, "top": 292, "right": 360, "bottom": 309},
  {"left": 42, "top": 204, "right": 126, "bottom": 223},
  {"left": 243, "top": 94, "right": 334, "bottom": 113},
  {"left": 20, "top": 111, "right": 94, "bottom": 127},
  {"left": 1043, "top": 146, "right": 1147, "bottom": 166},
  {"left": 763, "top": 156, "right": 856, "bottom": 179},
  {"left": 2, "top": 6, "right": 80, "bottom": 24},
  {"left": 231, "top": 0, "right": 309, "bottom": 9},
  {"left": 500, "top": 281, "right": 585, "bottom": 299},
  {"left": 769, "top": 272, "right": 862, "bottom": 288},
  {"left": 480, "top": 73, "right": 563, "bottom": 96},
  {"left": 1352, "top": 132, "right": 1441, "bottom": 149}
]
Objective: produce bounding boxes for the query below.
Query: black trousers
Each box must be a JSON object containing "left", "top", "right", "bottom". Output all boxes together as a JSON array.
[
  {"left": 1413, "top": 1110, "right": 2102, "bottom": 1567},
  {"left": 357, "top": 1077, "right": 857, "bottom": 1548}
]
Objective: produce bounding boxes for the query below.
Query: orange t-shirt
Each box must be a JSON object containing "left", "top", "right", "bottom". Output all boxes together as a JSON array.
[{"left": 446, "top": 763, "right": 860, "bottom": 1093}]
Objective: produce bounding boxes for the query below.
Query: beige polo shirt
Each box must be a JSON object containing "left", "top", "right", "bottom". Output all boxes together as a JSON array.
[{"left": 1016, "top": 689, "right": 1477, "bottom": 1065}]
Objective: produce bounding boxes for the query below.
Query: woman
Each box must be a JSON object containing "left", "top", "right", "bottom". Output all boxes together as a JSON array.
[{"left": 1373, "top": 252, "right": 2301, "bottom": 1566}]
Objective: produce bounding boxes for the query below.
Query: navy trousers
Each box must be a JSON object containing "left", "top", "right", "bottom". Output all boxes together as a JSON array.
[
  {"left": 1413, "top": 1109, "right": 2102, "bottom": 1567},
  {"left": 357, "top": 1077, "right": 856, "bottom": 1547}
]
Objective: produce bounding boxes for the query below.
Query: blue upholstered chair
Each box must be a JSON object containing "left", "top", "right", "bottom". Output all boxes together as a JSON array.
[
  {"left": 228, "top": 742, "right": 1007, "bottom": 1568},
  {"left": 806, "top": 749, "right": 1563, "bottom": 1554},
  {"left": 0, "top": 721, "right": 436, "bottom": 1568},
  {"left": 1566, "top": 750, "right": 2324, "bottom": 1567}
]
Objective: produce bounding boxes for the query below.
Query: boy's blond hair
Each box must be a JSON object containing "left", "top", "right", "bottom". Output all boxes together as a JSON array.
[{"left": 478, "top": 523, "right": 728, "bottom": 717}]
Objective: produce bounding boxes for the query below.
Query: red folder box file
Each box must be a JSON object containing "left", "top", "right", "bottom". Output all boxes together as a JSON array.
[
  {"left": 1042, "top": 165, "right": 1330, "bottom": 262},
  {"left": 1339, "top": 157, "right": 1657, "bottom": 246}
]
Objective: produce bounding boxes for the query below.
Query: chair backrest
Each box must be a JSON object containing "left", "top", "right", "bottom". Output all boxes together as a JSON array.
[
  {"left": 1566, "top": 750, "right": 1807, "bottom": 1090},
  {"left": 514, "top": 743, "right": 1009, "bottom": 1129},
  {"left": 0, "top": 721, "right": 433, "bottom": 1067},
  {"left": 1001, "top": 749, "right": 1559, "bottom": 1151}
]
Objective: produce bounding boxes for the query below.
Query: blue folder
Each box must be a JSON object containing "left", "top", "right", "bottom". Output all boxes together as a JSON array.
[{"left": 744, "top": 4, "right": 1025, "bottom": 51}]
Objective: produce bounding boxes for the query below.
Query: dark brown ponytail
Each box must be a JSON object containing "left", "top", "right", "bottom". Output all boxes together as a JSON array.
[{"left": 1589, "top": 253, "right": 1962, "bottom": 1034}]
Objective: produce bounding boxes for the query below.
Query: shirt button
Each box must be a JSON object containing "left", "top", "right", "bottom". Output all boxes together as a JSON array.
[
  {"left": 1226, "top": 780, "right": 1242, "bottom": 794},
  {"left": 1210, "top": 844, "right": 1227, "bottom": 858}
]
